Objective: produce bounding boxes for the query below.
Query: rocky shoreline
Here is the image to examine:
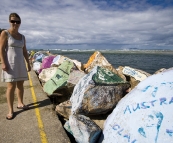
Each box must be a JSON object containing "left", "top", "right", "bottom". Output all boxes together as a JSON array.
[{"left": 29, "top": 50, "right": 172, "bottom": 143}]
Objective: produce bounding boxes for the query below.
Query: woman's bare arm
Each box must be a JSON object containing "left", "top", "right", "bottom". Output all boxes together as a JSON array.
[
  {"left": 23, "top": 35, "right": 31, "bottom": 72},
  {"left": 0, "top": 31, "right": 8, "bottom": 71}
]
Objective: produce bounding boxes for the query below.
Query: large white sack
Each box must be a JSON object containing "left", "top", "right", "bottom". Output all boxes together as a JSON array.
[{"left": 102, "top": 68, "right": 173, "bottom": 143}]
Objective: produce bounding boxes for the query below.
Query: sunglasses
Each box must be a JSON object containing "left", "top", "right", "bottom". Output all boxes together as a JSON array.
[{"left": 10, "top": 20, "right": 21, "bottom": 24}]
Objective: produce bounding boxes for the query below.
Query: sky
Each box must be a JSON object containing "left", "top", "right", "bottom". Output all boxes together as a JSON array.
[{"left": 1, "top": 0, "right": 173, "bottom": 50}]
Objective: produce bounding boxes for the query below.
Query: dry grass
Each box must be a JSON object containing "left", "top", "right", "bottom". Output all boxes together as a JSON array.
[
  {"left": 0, "top": 86, "right": 6, "bottom": 103},
  {"left": 0, "top": 85, "right": 32, "bottom": 104}
]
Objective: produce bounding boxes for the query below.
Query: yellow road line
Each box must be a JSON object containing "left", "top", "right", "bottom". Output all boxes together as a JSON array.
[{"left": 28, "top": 72, "right": 48, "bottom": 143}]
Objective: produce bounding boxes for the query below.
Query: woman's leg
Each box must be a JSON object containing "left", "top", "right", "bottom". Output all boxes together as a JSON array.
[
  {"left": 6, "top": 82, "right": 16, "bottom": 115},
  {"left": 16, "top": 80, "right": 25, "bottom": 107}
]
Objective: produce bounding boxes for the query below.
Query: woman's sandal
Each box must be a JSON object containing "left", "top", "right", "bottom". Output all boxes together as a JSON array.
[
  {"left": 6, "top": 113, "right": 14, "bottom": 120},
  {"left": 17, "top": 105, "right": 29, "bottom": 110}
]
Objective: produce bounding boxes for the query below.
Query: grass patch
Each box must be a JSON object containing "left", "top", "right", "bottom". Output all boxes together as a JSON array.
[
  {"left": 0, "top": 86, "right": 22, "bottom": 103},
  {"left": 24, "top": 85, "right": 32, "bottom": 89},
  {"left": 0, "top": 87, "right": 6, "bottom": 95},
  {"left": 0, "top": 85, "right": 37, "bottom": 104},
  {"left": 0, "top": 86, "right": 6, "bottom": 103}
]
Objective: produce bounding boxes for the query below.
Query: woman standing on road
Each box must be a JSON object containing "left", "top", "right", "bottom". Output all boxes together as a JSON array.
[{"left": 0, "top": 13, "right": 31, "bottom": 120}]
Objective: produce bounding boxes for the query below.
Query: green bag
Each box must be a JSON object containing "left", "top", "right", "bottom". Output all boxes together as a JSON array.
[{"left": 43, "top": 61, "right": 74, "bottom": 95}]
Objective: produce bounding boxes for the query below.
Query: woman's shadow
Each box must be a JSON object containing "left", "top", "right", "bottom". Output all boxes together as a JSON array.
[{"left": 14, "top": 98, "right": 54, "bottom": 117}]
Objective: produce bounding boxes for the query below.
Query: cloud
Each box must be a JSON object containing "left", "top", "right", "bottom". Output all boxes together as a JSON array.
[{"left": 0, "top": 0, "right": 173, "bottom": 49}]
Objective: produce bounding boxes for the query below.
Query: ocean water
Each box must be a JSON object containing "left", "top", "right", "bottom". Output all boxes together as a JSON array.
[
  {"left": 47, "top": 50, "right": 173, "bottom": 74},
  {"left": 30, "top": 49, "right": 173, "bottom": 74}
]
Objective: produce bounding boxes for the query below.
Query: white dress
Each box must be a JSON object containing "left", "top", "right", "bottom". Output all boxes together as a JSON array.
[{"left": 1, "top": 30, "right": 28, "bottom": 82}]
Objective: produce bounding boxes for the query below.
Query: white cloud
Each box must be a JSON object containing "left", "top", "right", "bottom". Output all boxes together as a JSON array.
[{"left": 1, "top": 0, "right": 173, "bottom": 49}]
